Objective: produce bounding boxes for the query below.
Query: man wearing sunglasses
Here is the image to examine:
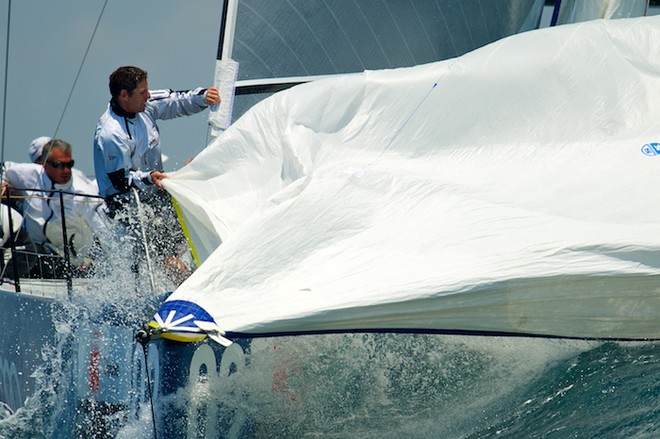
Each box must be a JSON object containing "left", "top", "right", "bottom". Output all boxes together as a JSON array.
[{"left": 3, "top": 139, "right": 109, "bottom": 277}]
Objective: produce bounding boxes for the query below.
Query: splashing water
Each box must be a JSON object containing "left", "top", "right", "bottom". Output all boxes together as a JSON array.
[
  {"left": 0, "top": 200, "right": 659, "bottom": 438},
  {"left": 168, "top": 335, "right": 659, "bottom": 439},
  {"left": 0, "top": 197, "right": 184, "bottom": 438}
]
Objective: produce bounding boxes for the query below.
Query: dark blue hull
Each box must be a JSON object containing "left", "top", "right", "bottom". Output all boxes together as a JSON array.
[{"left": 0, "top": 285, "right": 249, "bottom": 437}]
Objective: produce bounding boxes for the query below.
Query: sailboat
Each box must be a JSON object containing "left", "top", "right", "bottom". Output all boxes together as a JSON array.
[{"left": 1, "top": 0, "right": 656, "bottom": 437}]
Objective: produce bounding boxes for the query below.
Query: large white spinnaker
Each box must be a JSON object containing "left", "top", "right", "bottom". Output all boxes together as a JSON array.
[{"left": 153, "top": 16, "right": 660, "bottom": 343}]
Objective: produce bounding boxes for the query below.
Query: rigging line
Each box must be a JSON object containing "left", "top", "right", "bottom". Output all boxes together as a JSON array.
[
  {"left": 52, "top": 0, "right": 109, "bottom": 139},
  {"left": 1, "top": 0, "right": 12, "bottom": 171},
  {"left": 132, "top": 187, "right": 157, "bottom": 294},
  {"left": 34, "top": 0, "right": 109, "bottom": 185}
]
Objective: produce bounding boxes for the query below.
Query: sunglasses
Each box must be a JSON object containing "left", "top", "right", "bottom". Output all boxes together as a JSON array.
[{"left": 47, "top": 160, "right": 75, "bottom": 169}]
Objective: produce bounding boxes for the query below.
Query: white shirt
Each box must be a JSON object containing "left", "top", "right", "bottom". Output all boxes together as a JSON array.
[
  {"left": 3, "top": 162, "right": 109, "bottom": 260},
  {"left": 93, "top": 88, "right": 209, "bottom": 198}
]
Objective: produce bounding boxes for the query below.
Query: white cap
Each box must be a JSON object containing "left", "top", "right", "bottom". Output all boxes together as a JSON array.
[{"left": 29, "top": 136, "right": 51, "bottom": 163}]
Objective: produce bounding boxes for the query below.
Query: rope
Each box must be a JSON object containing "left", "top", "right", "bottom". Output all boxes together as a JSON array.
[
  {"left": 132, "top": 188, "right": 157, "bottom": 293},
  {"left": 136, "top": 329, "right": 158, "bottom": 439}
]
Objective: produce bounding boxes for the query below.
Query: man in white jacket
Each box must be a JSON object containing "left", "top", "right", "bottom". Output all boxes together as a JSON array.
[
  {"left": 93, "top": 66, "right": 220, "bottom": 283},
  {"left": 3, "top": 139, "right": 109, "bottom": 277},
  {"left": 94, "top": 66, "right": 220, "bottom": 204}
]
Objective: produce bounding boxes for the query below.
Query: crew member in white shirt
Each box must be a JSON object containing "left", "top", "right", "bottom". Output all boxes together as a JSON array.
[{"left": 3, "top": 139, "right": 109, "bottom": 277}]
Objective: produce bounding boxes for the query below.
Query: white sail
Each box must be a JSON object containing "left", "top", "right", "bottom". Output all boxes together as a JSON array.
[{"left": 154, "top": 16, "right": 660, "bottom": 341}]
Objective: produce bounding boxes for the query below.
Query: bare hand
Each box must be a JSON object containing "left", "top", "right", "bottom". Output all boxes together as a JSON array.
[
  {"left": 150, "top": 171, "right": 168, "bottom": 189},
  {"left": 205, "top": 87, "right": 221, "bottom": 105},
  {"left": 1, "top": 181, "right": 10, "bottom": 199}
]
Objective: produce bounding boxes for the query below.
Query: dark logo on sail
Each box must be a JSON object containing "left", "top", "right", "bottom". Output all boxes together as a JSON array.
[{"left": 641, "top": 143, "right": 660, "bottom": 156}]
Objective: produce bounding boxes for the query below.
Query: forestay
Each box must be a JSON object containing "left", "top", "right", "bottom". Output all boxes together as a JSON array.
[{"left": 154, "top": 16, "right": 660, "bottom": 342}]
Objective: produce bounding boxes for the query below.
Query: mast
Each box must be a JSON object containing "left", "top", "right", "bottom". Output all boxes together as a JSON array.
[{"left": 217, "top": 0, "right": 238, "bottom": 60}]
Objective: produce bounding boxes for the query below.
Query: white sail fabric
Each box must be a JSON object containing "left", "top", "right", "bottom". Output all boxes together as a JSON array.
[{"left": 161, "top": 16, "right": 660, "bottom": 340}]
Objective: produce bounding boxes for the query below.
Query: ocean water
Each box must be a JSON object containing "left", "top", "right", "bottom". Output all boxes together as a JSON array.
[
  {"left": 201, "top": 335, "right": 660, "bottom": 439},
  {"left": 0, "top": 284, "right": 658, "bottom": 438}
]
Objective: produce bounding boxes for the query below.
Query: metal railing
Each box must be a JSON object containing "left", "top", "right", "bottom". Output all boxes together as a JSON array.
[{"left": 1, "top": 186, "right": 105, "bottom": 299}]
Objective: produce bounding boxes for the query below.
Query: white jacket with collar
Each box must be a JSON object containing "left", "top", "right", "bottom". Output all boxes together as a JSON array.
[
  {"left": 93, "top": 88, "right": 210, "bottom": 199},
  {"left": 3, "top": 162, "right": 108, "bottom": 260}
]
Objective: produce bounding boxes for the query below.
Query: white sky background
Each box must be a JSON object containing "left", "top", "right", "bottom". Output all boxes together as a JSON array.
[
  {"left": 0, "top": 0, "right": 222, "bottom": 177},
  {"left": 0, "top": 2, "right": 658, "bottom": 178}
]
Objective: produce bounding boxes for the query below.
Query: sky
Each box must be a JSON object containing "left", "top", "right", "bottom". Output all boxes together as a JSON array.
[
  {"left": 0, "top": 0, "right": 222, "bottom": 177},
  {"left": 0, "top": 1, "right": 658, "bottom": 179}
]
